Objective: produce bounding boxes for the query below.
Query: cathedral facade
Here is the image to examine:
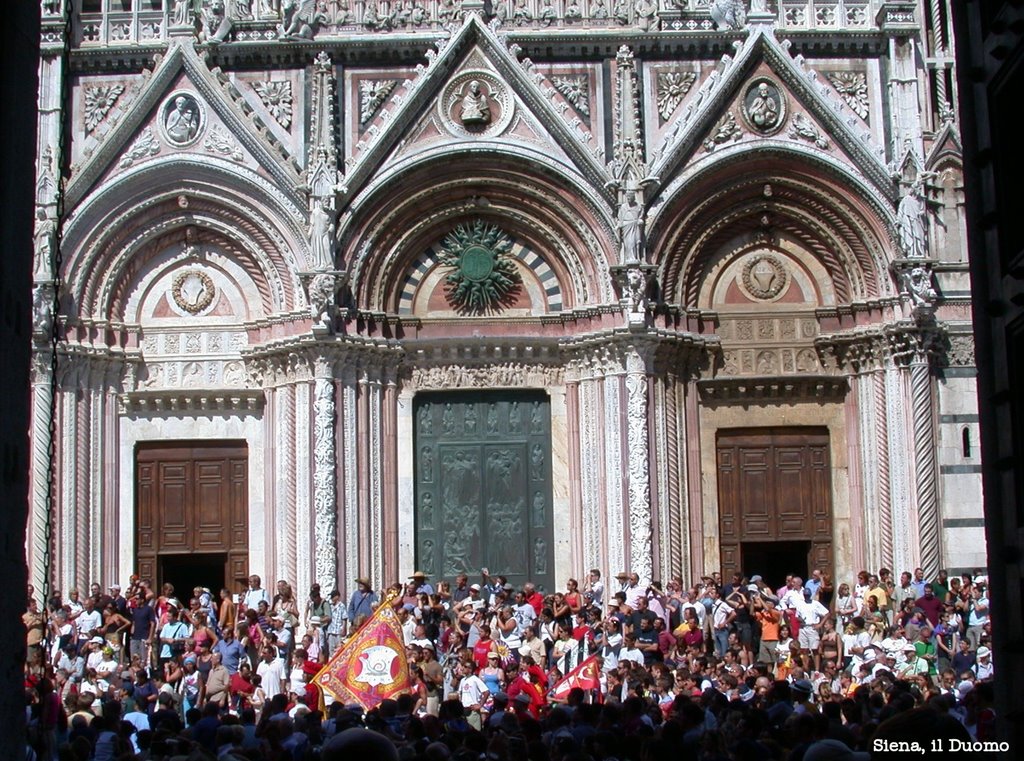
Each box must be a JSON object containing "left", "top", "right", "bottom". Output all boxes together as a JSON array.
[{"left": 30, "top": 0, "right": 984, "bottom": 601}]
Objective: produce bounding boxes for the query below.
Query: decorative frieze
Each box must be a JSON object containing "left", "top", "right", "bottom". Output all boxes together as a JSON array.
[{"left": 407, "top": 363, "right": 564, "bottom": 390}]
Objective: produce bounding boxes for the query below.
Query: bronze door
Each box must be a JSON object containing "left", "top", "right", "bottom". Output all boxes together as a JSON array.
[
  {"left": 414, "top": 391, "right": 553, "bottom": 592},
  {"left": 136, "top": 441, "right": 248, "bottom": 592},
  {"left": 716, "top": 428, "right": 832, "bottom": 582}
]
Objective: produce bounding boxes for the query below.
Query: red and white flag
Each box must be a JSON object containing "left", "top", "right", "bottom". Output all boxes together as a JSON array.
[
  {"left": 548, "top": 654, "right": 602, "bottom": 703},
  {"left": 311, "top": 600, "right": 411, "bottom": 711}
]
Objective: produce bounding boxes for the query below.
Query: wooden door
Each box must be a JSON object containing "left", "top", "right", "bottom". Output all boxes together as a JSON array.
[
  {"left": 414, "top": 391, "right": 554, "bottom": 592},
  {"left": 136, "top": 442, "right": 248, "bottom": 590},
  {"left": 717, "top": 428, "right": 832, "bottom": 581}
]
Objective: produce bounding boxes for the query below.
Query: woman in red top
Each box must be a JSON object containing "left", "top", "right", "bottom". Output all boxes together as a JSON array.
[
  {"left": 564, "top": 579, "right": 583, "bottom": 616},
  {"left": 472, "top": 624, "right": 497, "bottom": 671}
]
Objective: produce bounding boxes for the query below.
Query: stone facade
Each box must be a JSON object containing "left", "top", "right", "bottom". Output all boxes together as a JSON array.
[{"left": 30, "top": 0, "right": 985, "bottom": 598}]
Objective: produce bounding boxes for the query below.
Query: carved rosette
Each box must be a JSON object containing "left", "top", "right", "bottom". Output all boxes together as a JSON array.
[{"left": 313, "top": 376, "right": 337, "bottom": 592}]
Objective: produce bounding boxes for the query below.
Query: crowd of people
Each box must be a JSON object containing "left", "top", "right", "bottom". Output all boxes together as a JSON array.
[{"left": 22, "top": 563, "right": 999, "bottom": 760}]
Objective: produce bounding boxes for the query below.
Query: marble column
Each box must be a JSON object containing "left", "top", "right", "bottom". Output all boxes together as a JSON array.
[
  {"left": 909, "top": 355, "right": 941, "bottom": 577},
  {"left": 312, "top": 357, "right": 338, "bottom": 592},
  {"left": 28, "top": 351, "right": 54, "bottom": 594},
  {"left": 624, "top": 348, "right": 653, "bottom": 583}
]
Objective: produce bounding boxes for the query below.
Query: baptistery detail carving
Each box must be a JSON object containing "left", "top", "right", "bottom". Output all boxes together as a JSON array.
[
  {"left": 741, "top": 254, "right": 788, "bottom": 300},
  {"left": 171, "top": 270, "right": 215, "bottom": 315},
  {"left": 742, "top": 78, "right": 786, "bottom": 135}
]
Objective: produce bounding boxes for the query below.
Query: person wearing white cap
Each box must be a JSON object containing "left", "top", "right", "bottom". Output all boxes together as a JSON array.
[{"left": 973, "top": 645, "right": 993, "bottom": 681}]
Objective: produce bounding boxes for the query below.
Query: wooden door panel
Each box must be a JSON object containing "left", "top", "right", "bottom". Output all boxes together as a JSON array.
[
  {"left": 717, "top": 428, "right": 833, "bottom": 578},
  {"left": 136, "top": 443, "right": 248, "bottom": 587}
]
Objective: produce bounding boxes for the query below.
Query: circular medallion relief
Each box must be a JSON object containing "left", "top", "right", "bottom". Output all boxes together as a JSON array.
[
  {"left": 741, "top": 78, "right": 786, "bottom": 135},
  {"left": 438, "top": 71, "right": 514, "bottom": 138},
  {"left": 160, "top": 91, "right": 205, "bottom": 147},
  {"left": 171, "top": 270, "right": 215, "bottom": 315},
  {"left": 741, "top": 254, "right": 788, "bottom": 300}
]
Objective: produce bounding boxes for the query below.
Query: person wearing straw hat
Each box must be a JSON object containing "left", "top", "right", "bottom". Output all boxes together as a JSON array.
[
  {"left": 348, "top": 577, "right": 377, "bottom": 628},
  {"left": 409, "top": 571, "right": 434, "bottom": 596}
]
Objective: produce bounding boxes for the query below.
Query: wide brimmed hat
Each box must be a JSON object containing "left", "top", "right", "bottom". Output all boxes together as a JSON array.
[{"left": 409, "top": 571, "right": 430, "bottom": 579}]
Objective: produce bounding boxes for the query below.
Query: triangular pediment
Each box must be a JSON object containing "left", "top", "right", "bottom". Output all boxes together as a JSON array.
[
  {"left": 925, "top": 121, "right": 962, "bottom": 170},
  {"left": 339, "top": 15, "right": 610, "bottom": 203},
  {"left": 650, "top": 27, "right": 893, "bottom": 203},
  {"left": 65, "top": 41, "right": 304, "bottom": 212}
]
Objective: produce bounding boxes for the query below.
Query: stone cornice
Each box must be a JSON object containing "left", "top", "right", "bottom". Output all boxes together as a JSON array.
[
  {"left": 698, "top": 374, "right": 848, "bottom": 403},
  {"left": 119, "top": 389, "right": 263, "bottom": 414}
]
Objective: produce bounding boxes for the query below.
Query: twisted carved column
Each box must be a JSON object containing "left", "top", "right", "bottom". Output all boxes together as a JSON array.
[
  {"left": 29, "top": 353, "right": 53, "bottom": 593},
  {"left": 873, "top": 369, "right": 894, "bottom": 568},
  {"left": 910, "top": 357, "right": 940, "bottom": 577},
  {"left": 625, "top": 349, "right": 652, "bottom": 583},
  {"left": 312, "top": 363, "right": 338, "bottom": 592}
]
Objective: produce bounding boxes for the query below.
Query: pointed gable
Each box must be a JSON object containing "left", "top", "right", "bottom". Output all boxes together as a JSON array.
[
  {"left": 65, "top": 40, "right": 304, "bottom": 212},
  {"left": 650, "top": 25, "right": 893, "bottom": 204},
  {"left": 338, "top": 14, "right": 611, "bottom": 204}
]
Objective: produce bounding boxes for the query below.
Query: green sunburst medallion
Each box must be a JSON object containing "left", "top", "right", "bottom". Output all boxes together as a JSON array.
[{"left": 438, "top": 220, "right": 522, "bottom": 314}]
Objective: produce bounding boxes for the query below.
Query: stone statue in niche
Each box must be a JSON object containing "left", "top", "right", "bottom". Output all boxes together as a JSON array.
[
  {"left": 442, "top": 403, "right": 455, "bottom": 435},
  {"left": 896, "top": 179, "right": 928, "bottom": 259},
  {"left": 460, "top": 81, "right": 491, "bottom": 125},
  {"left": 33, "top": 209, "right": 55, "bottom": 280},
  {"left": 307, "top": 199, "right": 335, "bottom": 270},
  {"left": 486, "top": 403, "right": 499, "bottom": 434},
  {"left": 616, "top": 190, "right": 645, "bottom": 262},
  {"left": 747, "top": 82, "right": 780, "bottom": 131},
  {"left": 419, "top": 404, "right": 432, "bottom": 435},
  {"left": 464, "top": 405, "right": 477, "bottom": 433}
]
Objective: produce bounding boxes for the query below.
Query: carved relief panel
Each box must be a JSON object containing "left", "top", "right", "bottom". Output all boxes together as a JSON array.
[{"left": 414, "top": 390, "right": 553, "bottom": 591}]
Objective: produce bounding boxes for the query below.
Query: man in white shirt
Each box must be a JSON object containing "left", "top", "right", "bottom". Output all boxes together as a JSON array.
[
  {"left": 778, "top": 577, "right": 805, "bottom": 611},
  {"left": 243, "top": 575, "right": 271, "bottom": 612},
  {"left": 456, "top": 661, "right": 490, "bottom": 730},
  {"left": 586, "top": 569, "right": 604, "bottom": 609},
  {"left": 708, "top": 586, "right": 735, "bottom": 659},
  {"left": 512, "top": 592, "right": 537, "bottom": 637},
  {"left": 76, "top": 598, "right": 103, "bottom": 648},
  {"left": 966, "top": 586, "right": 989, "bottom": 650},
  {"left": 794, "top": 588, "right": 829, "bottom": 656},
  {"left": 256, "top": 647, "right": 285, "bottom": 699},
  {"left": 618, "top": 634, "right": 645, "bottom": 667},
  {"left": 623, "top": 573, "right": 645, "bottom": 610},
  {"left": 843, "top": 616, "right": 872, "bottom": 672}
]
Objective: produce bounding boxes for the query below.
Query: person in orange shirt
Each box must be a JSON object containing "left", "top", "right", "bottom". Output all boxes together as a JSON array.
[{"left": 753, "top": 594, "right": 782, "bottom": 668}]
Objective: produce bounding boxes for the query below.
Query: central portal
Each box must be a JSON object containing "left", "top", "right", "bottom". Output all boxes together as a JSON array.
[{"left": 414, "top": 391, "right": 553, "bottom": 592}]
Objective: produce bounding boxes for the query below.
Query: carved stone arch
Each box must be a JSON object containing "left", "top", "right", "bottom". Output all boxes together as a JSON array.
[
  {"left": 63, "top": 157, "right": 308, "bottom": 320},
  {"left": 649, "top": 154, "right": 895, "bottom": 309},
  {"left": 343, "top": 150, "right": 616, "bottom": 311}
]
